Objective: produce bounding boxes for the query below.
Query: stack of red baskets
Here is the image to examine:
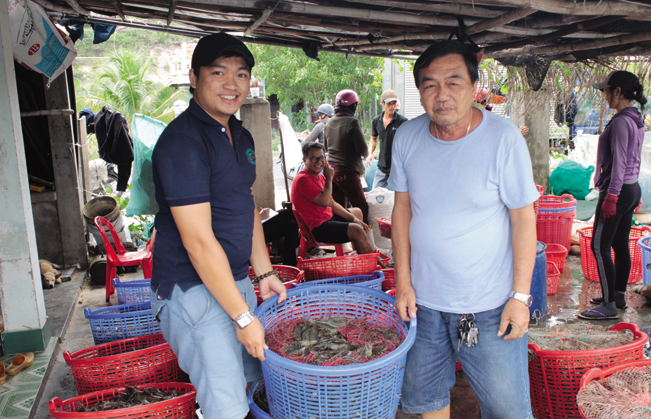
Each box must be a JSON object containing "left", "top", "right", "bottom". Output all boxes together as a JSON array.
[
  {"left": 298, "top": 251, "right": 381, "bottom": 281},
  {"left": 53, "top": 334, "right": 195, "bottom": 418},
  {"left": 528, "top": 323, "right": 647, "bottom": 419},
  {"left": 533, "top": 185, "right": 544, "bottom": 217},
  {"left": 578, "top": 226, "right": 651, "bottom": 283},
  {"left": 536, "top": 194, "right": 577, "bottom": 251}
]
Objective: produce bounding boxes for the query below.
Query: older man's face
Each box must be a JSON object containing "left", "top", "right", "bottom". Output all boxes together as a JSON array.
[{"left": 418, "top": 53, "right": 477, "bottom": 130}]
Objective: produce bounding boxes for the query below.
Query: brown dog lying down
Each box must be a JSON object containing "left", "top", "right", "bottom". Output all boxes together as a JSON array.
[
  {"left": 631, "top": 284, "right": 651, "bottom": 305},
  {"left": 39, "top": 259, "right": 70, "bottom": 289}
]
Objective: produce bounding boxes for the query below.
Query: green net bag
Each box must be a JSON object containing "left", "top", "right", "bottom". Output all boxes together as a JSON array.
[
  {"left": 125, "top": 114, "right": 167, "bottom": 216},
  {"left": 549, "top": 160, "right": 594, "bottom": 200}
]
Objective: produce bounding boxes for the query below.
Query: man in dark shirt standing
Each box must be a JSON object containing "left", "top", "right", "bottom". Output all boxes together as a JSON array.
[
  {"left": 150, "top": 33, "right": 286, "bottom": 419},
  {"left": 366, "top": 89, "right": 408, "bottom": 189}
]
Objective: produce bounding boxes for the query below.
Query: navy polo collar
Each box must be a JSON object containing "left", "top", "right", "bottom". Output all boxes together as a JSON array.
[{"left": 187, "top": 98, "right": 244, "bottom": 134}]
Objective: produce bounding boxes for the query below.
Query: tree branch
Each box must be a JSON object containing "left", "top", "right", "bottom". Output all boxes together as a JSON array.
[
  {"left": 110, "top": 0, "right": 126, "bottom": 21},
  {"left": 63, "top": 0, "right": 89, "bottom": 15}
]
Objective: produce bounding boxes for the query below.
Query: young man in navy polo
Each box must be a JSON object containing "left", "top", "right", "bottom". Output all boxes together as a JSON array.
[{"left": 150, "top": 33, "right": 287, "bottom": 419}]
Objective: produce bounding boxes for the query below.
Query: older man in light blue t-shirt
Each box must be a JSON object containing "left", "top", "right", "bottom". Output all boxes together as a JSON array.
[{"left": 389, "top": 41, "right": 539, "bottom": 419}]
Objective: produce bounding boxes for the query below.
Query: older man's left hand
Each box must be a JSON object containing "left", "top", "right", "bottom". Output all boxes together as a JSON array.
[{"left": 498, "top": 299, "right": 530, "bottom": 340}]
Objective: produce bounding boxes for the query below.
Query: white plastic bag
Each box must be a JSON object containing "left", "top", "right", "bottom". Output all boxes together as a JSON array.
[
  {"left": 365, "top": 187, "right": 394, "bottom": 250},
  {"left": 8, "top": 0, "right": 77, "bottom": 83}
]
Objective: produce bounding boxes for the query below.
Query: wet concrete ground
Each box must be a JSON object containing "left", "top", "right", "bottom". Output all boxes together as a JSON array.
[
  {"left": 35, "top": 253, "right": 651, "bottom": 418},
  {"left": 396, "top": 254, "right": 651, "bottom": 419}
]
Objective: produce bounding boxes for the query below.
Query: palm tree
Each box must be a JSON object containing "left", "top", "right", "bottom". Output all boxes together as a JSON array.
[{"left": 78, "top": 49, "right": 189, "bottom": 124}]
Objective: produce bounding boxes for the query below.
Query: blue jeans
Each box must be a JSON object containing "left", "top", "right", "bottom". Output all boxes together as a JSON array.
[
  {"left": 372, "top": 167, "right": 391, "bottom": 190},
  {"left": 151, "top": 279, "right": 261, "bottom": 419},
  {"left": 400, "top": 302, "right": 533, "bottom": 418}
]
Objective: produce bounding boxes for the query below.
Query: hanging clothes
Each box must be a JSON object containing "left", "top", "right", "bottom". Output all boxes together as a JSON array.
[{"left": 95, "top": 106, "right": 134, "bottom": 191}]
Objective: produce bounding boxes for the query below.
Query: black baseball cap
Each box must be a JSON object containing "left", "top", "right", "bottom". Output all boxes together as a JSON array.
[{"left": 191, "top": 32, "right": 255, "bottom": 71}]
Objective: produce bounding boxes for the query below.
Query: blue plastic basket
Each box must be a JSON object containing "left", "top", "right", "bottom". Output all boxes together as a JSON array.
[
  {"left": 255, "top": 285, "right": 416, "bottom": 419},
  {"left": 292, "top": 270, "right": 385, "bottom": 290},
  {"left": 112, "top": 278, "right": 151, "bottom": 304},
  {"left": 247, "top": 381, "right": 272, "bottom": 419},
  {"left": 84, "top": 302, "right": 161, "bottom": 345},
  {"left": 537, "top": 205, "right": 576, "bottom": 214},
  {"left": 639, "top": 236, "right": 651, "bottom": 285}
]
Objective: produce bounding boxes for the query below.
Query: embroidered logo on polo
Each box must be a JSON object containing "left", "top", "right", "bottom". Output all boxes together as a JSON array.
[{"left": 246, "top": 149, "right": 256, "bottom": 165}]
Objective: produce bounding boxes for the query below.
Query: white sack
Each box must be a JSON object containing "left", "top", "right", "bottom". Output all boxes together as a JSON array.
[
  {"left": 365, "top": 187, "right": 394, "bottom": 250},
  {"left": 8, "top": 0, "right": 76, "bottom": 83},
  {"left": 278, "top": 112, "right": 303, "bottom": 170}
]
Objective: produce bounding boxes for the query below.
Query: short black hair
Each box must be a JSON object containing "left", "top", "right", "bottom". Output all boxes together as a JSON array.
[
  {"left": 302, "top": 141, "right": 325, "bottom": 158},
  {"left": 413, "top": 41, "right": 479, "bottom": 88}
]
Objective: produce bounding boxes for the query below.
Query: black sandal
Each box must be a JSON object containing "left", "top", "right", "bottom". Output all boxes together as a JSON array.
[{"left": 589, "top": 296, "right": 627, "bottom": 309}]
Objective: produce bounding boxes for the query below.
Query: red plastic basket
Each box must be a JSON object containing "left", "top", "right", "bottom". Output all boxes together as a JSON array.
[
  {"left": 386, "top": 288, "right": 396, "bottom": 296},
  {"left": 528, "top": 322, "right": 647, "bottom": 419},
  {"left": 249, "top": 265, "right": 304, "bottom": 304},
  {"left": 577, "top": 359, "right": 651, "bottom": 419},
  {"left": 578, "top": 226, "right": 651, "bottom": 283},
  {"left": 64, "top": 334, "right": 185, "bottom": 395},
  {"left": 381, "top": 268, "right": 395, "bottom": 291},
  {"left": 538, "top": 194, "right": 577, "bottom": 210},
  {"left": 545, "top": 243, "right": 568, "bottom": 273},
  {"left": 533, "top": 185, "right": 544, "bottom": 218},
  {"left": 297, "top": 251, "right": 381, "bottom": 281},
  {"left": 377, "top": 216, "right": 392, "bottom": 239},
  {"left": 536, "top": 211, "right": 575, "bottom": 250},
  {"left": 547, "top": 261, "right": 560, "bottom": 295},
  {"left": 49, "top": 382, "right": 197, "bottom": 419}
]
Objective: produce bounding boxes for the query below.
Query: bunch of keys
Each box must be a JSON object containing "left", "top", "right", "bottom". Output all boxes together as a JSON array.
[{"left": 457, "top": 314, "right": 479, "bottom": 350}]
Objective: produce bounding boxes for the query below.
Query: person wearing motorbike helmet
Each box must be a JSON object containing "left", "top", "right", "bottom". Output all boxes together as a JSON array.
[
  {"left": 324, "top": 89, "right": 370, "bottom": 223},
  {"left": 304, "top": 103, "right": 334, "bottom": 143}
]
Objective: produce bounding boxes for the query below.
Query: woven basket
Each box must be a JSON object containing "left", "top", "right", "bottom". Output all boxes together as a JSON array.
[
  {"left": 528, "top": 323, "right": 647, "bottom": 419},
  {"left": 578, "top": 226, "right": 651, "bottom": 283},
  {"left": 64, "top": 334, "right": 185, "bottom": 394},
  {"left": 255, "top": 285, "right": 417, "bottom": 419},
  {"left": 49, "top": 383, "right": 196, "bottom": 419}
]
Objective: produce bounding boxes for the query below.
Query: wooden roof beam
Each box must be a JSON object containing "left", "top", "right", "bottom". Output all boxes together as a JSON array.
[
  {"left": 484, "top": 15, "right": 624, "bottom": 52},
  {"left": 324, "top": 7, "right": 536, "bottom": 47},
  {"left": 63, "top": 0, "right": 89, "bottom": 15},
  {"left": 344, "top": 0, "right": 505, "bottom": 19},
  {"left": 167, "top": 0, "right": 178, "bottom": 26},
  {"left": 110, "top": 0, "right": 127, "bottom": 21},
  {"left": 451, "top": 0, "right": 651, "bottom": 21},
  {"left": 186, "top": 0, "right": 461, "bottom": 27},
  {"left": 244, "top": 9, "right": 273, "bottom": 36},
  {"left": 31, "top": 0, "right": 76, "bottom": 14},
  {"left": 487, "top": 29, "right": 651, "bottom": 58}
]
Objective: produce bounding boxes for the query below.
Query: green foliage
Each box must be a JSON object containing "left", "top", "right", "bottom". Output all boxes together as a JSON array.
[
  {"left": 77, "top": 49, "right": 189, "bottom": 124},
  {"left": 251, "top": 45, "right": 384, "bottom": 110}
]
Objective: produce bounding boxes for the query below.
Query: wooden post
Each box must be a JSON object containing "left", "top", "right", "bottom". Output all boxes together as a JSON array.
[
  {"left": 78, "top": 116, "right": 92, "bottom": 203},
  {"left": 44, "top": 71, "right": 88, "bottom": 268}
]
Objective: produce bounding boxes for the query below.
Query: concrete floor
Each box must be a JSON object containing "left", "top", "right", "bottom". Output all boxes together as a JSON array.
[{"left": 32, "top": 252, "right": 651, "bottom": 418}]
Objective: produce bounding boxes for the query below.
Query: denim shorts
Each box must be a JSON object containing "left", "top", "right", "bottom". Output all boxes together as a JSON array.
[
  {"left": 400, "top": 301, "right": 533, "bottom": 419},
  {"left": 151, "top": 278, "right": 260, "bottom": 419}
]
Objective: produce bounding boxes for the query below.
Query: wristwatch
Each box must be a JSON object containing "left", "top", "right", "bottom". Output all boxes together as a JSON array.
[
  {"left": 232, "top": 310, "right": 255, "bottom": 329},
  {"left": 509, "top": 291, "right": 533, "bottom": 308}
]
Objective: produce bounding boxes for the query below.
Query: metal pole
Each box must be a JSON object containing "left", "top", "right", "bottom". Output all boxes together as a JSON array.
[{"left": 278, "top": 127, "right": 291, "bottom": 202}]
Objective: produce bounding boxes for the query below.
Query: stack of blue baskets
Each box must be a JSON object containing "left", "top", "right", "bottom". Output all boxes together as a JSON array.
[
  {"left": 85, "top": 278, "right": 158, "bottom": 344},
  {"left": 255, "top": 285, "right": 416, "bottom": 419},
  {"left": 292, "top": 270, "right": 385, "bottom": 290},
  {"left": 113, "top": 278, "right": 151, "bottom": 304}
]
